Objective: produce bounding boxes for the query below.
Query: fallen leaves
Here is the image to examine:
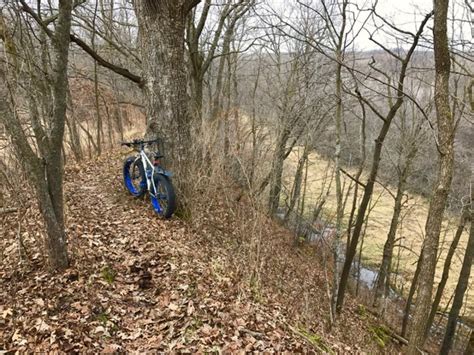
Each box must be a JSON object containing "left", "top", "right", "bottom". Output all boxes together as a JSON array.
[
  {"left": 0, "top": 152, "right": 388, "bottom": 353},
  {"left": 34, "top": 318, "right": 50, "bottom": 333},
  {"left": 168, "top": 303, "right": 179, "bottom": 312},
  {"left": 186, "top": 300, "right": 195, "bottom": 316}
]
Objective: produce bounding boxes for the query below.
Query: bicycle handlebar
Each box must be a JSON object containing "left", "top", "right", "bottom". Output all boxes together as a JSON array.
[{"left": 121, "top": 138, "right": 160, "bottom": 147}]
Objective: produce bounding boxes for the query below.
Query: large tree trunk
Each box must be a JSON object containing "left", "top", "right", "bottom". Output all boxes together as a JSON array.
[
  {"left": 135, "top": 0, "right": 200, "bottom": 197},
  {"left": 407, "top": 0, "right": 455, "bottom": 352},
  {"left": 440, "top": 196, "right": 473, "bottom": 354},
  {"left": 34, "top": 172, "right": 69, "bottom": 269}
]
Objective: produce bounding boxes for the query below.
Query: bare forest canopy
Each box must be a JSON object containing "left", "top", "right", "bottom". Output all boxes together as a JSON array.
[{"left": 0, "top": 0, "right": 473, "bottom": 353}]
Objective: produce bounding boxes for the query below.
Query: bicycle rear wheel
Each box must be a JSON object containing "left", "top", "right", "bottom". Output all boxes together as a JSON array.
[
  {"left": 150, "top": 174, "right": 176, "bottom": 218},
  {"left": 123, "top": 157, "right": 146, "bottom": 197}
]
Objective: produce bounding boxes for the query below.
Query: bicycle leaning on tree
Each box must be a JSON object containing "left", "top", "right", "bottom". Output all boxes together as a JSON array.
[{"left": 121, "top": 138, "right": 176, "bottom": 218}]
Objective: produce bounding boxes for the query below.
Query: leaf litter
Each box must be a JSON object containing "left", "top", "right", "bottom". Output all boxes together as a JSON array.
[{"left": 0, "top": 152, "right": 396, "bottom": 352}]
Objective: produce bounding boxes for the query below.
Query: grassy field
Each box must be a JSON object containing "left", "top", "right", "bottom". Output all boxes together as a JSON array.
[{"left": 283, "top": 147, "right": 473, "bottom": 317}]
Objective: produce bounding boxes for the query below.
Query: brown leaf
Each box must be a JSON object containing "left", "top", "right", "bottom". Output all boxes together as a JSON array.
[{"left": 168, "top": 302, "right": 179, "bottom": 311}]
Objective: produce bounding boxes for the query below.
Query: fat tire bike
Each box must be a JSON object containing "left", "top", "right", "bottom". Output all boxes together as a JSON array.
[{"left": 121, "top": 138, "right": 176, "bottom": 218}]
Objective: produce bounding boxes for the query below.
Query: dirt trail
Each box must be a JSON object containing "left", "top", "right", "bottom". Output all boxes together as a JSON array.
[{"left": 1, "top": 152, "right": 386, "bottom": 352}]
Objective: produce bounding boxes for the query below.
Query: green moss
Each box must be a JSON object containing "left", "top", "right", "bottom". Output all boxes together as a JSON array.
[
  {"left": 95, "top": 312, "right": 119, "bottom": 335},
  {"left": 101, "top": 265, "right": 116, "bottom": 284},
  {"left": 357, "top": 304, "right": 368, "bottom": 318},
  {"left": 296, "top": 326, "right": 333, "bottom": 353},
  {"left": 369, "top": 325, "right": 391, "bottom": 348},
  {"left": 174, "top": 205, "right": 192, "bottom": 221},
  {"left": 96, "top": 312, "right": 109, "bottom": 325}
]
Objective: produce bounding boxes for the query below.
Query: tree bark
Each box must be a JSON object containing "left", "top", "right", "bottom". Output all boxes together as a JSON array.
[
  {"left": 1, "top": 0, "right": 73, "bottom": 270},
  {"left": 135, "top": 0, "right": 201, "bottom": 198},
  {"left": 331, "top": 0, "right": 347, "bottom": 318},
  {"left": 285, "top": 146, "right": 309, "bottom": 221},
  {"left": 440, "top": 199, "right": 473, "bottom": 354},
  {"left": 92, "top": 0, "right": 102, "bottom": 156},
  {"left": 268, "top": 126, "right": 291, "bottom": 215},
  {"left": 425, "top": 208, "right": 470, "bottom": 340},
  {"left": 374, "top": 181, "right": 404, "bottom": 306},
  {"left": 373, "top": 141, "right": 416, "bottom": 309},
  {"left": 407, "top": 0, "right": 455, "bottom": 352},
  {"left": 401, "top": 248, "right": 423, "bottom": 337},
  {"left": 465, "top": 328, "right": 474, "bottom": 355}
]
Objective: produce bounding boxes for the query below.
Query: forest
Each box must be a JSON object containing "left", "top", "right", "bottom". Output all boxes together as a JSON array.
[{"left": 0, "top": 0, "right": 473, "bottom": 353}]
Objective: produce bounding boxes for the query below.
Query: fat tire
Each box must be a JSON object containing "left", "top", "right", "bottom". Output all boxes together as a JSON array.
[
  {"left": 150, "top": 174, "right": 176, "bottom": 219},
  {"left": 123, "top": 156, "right": 146, "bottom": 197}
]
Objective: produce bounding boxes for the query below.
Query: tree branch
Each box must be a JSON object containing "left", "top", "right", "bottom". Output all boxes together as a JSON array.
[
  {"left": 70, "top": 33, "right": 142, "bottom": 85},
  {"left": 184, "top": 0, "right": 202, "bottom": 15},
  {"left": 340, "top": 168, "right": 366, "bottom": 188},
  {"left": 20, "top": 0, "right": 143, "bottom": 86}
]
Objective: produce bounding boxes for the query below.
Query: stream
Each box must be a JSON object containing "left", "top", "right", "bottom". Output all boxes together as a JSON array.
[{"left": 276, "top": 208, "right": 383, "bottom": 293}]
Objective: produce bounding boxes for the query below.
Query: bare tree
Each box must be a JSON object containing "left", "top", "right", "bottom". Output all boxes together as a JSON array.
[
  {"left": 440, "top": 189, "right": 473, "bottom": 354},
  {"left": 407, "top": 0, "right": 457, "bottom": 351},
  {"left": 335, "top": 11, "right": 432, "bottom": 313},
  {"left": 373, "top": 103, "right": 426, "bottom": 311},
  {"left": 401, "top": 246, "right": 423, "bottom": 337},
  {"left": 1, "top": 0, "right": 73, "bottom": 270},
  {"left": 186, "top": 0, "right": 252, "bottom": 120},
  {"left": 424, "top": 204, "right": 470, "bottom": 338}
]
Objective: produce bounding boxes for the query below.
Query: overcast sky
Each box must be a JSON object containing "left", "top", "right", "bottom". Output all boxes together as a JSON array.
[
  {"left": 365, "top": 0, "right": 472, "bottom": 49},
  {"left": 269, "top": 0, "right": 472, "bottom": 51}
]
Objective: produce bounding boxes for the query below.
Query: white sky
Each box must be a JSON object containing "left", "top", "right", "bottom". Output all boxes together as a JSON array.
[
  {"left": 361, "top": 0, "right": 472, "bottom": 50},
  {"left": 269, "top": 0, "right": 473, "bottom": 51}
]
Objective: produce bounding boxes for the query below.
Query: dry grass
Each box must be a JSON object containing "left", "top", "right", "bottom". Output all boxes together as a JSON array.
[{"left": 283, "top": 147, "right": 473, "bottom": 317}]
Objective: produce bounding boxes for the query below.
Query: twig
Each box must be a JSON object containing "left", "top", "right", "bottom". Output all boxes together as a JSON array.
[
  {"left": 0, "top": 207, "right": 18, "bottom": 215},
  {"left": 19, "top": 0, "right": 142, "bottom": 85},
  {"left": 340, "top": 168, "right": 366, "bottom": 188}
]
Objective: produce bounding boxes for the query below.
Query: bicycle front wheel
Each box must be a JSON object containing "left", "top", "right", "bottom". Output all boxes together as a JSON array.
[{"left": 150, "top": 174, "right": 176, "bottom": 218}]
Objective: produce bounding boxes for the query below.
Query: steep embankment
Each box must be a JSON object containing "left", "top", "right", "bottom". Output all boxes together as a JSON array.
[
  {"left": 284, "top": 148, "right": 473, "bottom": 317},
  {"left": 1, "top": 151, "right": 394, "bottom": 352}
]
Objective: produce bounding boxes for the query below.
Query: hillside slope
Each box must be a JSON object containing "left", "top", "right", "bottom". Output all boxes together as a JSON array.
[
  {"left": 1, "top": 151, "right": 394, "bottom": 352},
  {"left": 283, "top": 148, "right": 473, "bottom": 316}
]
